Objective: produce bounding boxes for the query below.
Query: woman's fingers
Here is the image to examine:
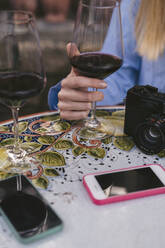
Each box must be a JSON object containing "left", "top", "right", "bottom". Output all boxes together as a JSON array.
[
  {"left": 62, "top": 76, "right": 107, "bottom": 89},
  {"left": 58, "top": 88, "right": 104, "bottom": 102},
  {"left": 58, "top": 89, "right": 103, "bottom": 120},
  {"left": 66, "top": 43, "right": 81, "bottom": 76},
  {"left": 58, "top": 100, "right": 91, "bottom": 111},
  {"left": 60, "top": 110, "right": 90, "bottom": 120},
  {"left": 66, "top": 42, "right": 80, "bottom": 56}
]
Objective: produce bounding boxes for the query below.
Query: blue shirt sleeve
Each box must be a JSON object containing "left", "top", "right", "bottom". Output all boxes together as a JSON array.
[
  {"left": 48, "top": 81, "right": 61, "bottom": 110},
  {"left": 97, "top": 0, "right": 141, "bottom": 106}
]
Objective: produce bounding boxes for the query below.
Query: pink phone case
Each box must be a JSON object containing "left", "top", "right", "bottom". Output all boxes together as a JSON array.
[{"left": 83, "top": 164, "right": 165, "bottom": 205}]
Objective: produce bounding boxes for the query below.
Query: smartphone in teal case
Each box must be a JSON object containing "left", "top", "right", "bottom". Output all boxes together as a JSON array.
[{"left": 0, "top": 175, "right": 63, "bottom": 244}]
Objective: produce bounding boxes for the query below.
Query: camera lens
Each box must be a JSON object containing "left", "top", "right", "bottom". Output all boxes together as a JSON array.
[
  {"left": 144, "top": 126, "right": 161, "bottom": 143},
  {"left": 134, "top": 122, "right": 165, "bottom": 154}
]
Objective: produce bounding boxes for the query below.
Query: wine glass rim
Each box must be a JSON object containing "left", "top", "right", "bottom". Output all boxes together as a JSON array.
[
  {"left": 0, "top": 10, "right": 34, "bottom": 24},
  {"left": 82, "top": 0, "right": 119, "bottom": 9}
]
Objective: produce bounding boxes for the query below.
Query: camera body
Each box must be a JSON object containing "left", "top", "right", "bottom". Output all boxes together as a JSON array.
[{"left": 124, "top": 85, "right": 165, "bottom": 154}]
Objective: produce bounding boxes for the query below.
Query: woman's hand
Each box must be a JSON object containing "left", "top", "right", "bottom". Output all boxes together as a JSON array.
[{"left": 57, "top": 44, "right": 107, "bottom": 120}]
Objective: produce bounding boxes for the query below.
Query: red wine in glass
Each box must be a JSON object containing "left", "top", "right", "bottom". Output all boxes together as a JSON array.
[
  {"left": 70, "top": 52, "right": 123, "bottom": 79},
  {"left": 0, "top": 72, "right": 44, "bottom": 102}
]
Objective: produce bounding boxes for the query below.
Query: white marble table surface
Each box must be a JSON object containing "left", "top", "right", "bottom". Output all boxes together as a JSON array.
[{"left": 0, "top": 107, "right": 164, "bottom": 248}]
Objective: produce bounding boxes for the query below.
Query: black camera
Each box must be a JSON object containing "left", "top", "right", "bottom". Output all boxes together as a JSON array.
[{"left": 124, "top": 85, "right": 165, "bottom": 155}]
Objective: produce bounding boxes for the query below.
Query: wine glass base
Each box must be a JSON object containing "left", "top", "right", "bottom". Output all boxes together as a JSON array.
[
  {"left": 0, "top": 146, "right": 40, "bottom": 174},
  {"left": 78, "top": 117, "right": 115, "bottom": 140},
  {"left": 78, "top": 126, "right": 112, "bottom": 140},
  {"left": 84, "top": 117, "right": 100, "bottom": 129}
]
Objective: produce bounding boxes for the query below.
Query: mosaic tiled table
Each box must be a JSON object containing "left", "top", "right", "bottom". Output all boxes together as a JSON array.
[{"left": 0, "top": 106, "right": 164, "bottom": 248}]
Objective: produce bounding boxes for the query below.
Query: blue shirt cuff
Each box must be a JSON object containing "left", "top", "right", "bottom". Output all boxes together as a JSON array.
[{"left": 48, "top": 81, "right": 61, "bottom": 110}]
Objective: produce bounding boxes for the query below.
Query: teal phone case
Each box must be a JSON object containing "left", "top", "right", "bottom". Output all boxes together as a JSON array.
[
  {"left": 0, "top": 176, "right": 63, "bottom": 244},
  {"left": 0, "top": 207, "right": 63, "bottom": 244}
]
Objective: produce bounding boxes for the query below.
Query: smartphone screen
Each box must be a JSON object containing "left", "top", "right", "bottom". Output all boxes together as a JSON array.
[
  {"left": 95, "top": 167, "right": 164, "bottom": 197},
  {"left": 0, "top": 175, "right": 62, "bottom": 243}
]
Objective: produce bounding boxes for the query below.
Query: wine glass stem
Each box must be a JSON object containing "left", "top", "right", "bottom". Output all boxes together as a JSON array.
[
  {"left": 86, "top": 88, "right": 100, "bottom": 128},
  {"left": 85, "top": 88, "right": 100, "bottom": 128},
  {"left": 91, "top": 101, "right": 97, "bottom": 121},
  {"left": 11, "top": 107, "right": 23, "bottom": 191},
  {"left": 11, "top": 107, "right": 20, "bottom": 153}
]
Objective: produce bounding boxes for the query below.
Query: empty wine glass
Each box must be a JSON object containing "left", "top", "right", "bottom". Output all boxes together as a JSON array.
[
  {"left": 69, "top": 0, "right": 124, "bottom": 139},
  {"left": 0, "top": 11, "right": 46, "bottom": 190}
]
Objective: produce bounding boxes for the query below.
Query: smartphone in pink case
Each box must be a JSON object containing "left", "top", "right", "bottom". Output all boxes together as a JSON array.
[{"left": 83, "top": 164, "right": 165, "bottom": 205}]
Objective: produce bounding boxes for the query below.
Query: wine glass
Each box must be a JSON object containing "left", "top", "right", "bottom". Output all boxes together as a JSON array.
[
  {"left": 0, "top": 11, "right": 46, "bottom": 190},
  {"left": 69, "top": 0, "right": 123, "bottom": 139}
]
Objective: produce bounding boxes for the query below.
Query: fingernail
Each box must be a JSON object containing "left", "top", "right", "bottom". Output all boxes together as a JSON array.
[{"left": 100, "top": 82, "right": 107, "bottom": 87}]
